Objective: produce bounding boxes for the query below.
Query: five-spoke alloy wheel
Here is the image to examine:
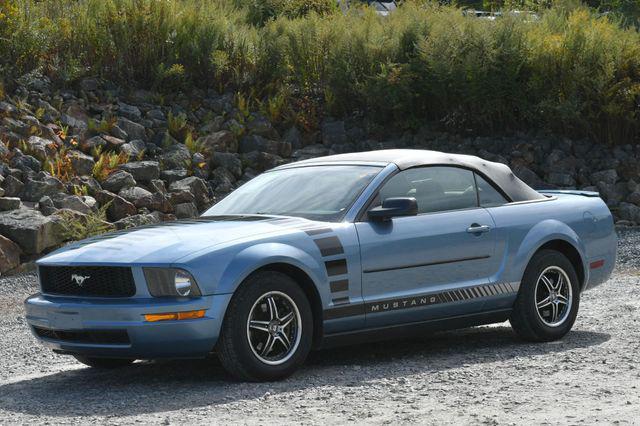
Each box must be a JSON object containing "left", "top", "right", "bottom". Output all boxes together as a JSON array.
[
  {"left": 534, "top": 266, "right": 572, "bottom": 327},
  {"left": 218, "top": 271, "right": 313, "bottom": 381},
  {"left": 510, "top": 249, "right": 580, "bottom": 342},
  {"left": 247, "top": 291, "right": 302, "bottom": 365}
]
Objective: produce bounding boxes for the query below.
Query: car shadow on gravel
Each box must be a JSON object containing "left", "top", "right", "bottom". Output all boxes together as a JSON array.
[{"left": 0, "top": 325, "right": 609, "bottom": 418}]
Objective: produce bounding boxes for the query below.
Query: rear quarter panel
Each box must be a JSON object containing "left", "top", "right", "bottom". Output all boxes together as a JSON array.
[{"left": 486, "top": 194, "right": 616, "bottom": 292}]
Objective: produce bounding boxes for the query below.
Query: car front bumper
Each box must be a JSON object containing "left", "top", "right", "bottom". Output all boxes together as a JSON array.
[{"left": 24, "top": 293, "right": 233, "bottom": 359}]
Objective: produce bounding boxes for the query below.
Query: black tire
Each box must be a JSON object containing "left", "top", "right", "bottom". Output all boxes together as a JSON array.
[
  {"left": 217, "top": 271, "right": 313, "bottom": 381},
  {"left": 73, "top": 355, "right": 134, "bottom": 369},
  {"left": 510, "top": 249, "right": 580, "bottom": 342}
]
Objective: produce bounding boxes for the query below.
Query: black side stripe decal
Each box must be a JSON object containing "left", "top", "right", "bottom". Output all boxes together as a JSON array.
[
  {"left": 332, "top": 296, "right": 350, "bottom": 305},
  {"left": 305, "top": 228, "right": 333, "bottom": 236},
  {"left": 330, "top": 279, "right": 349, "bottom": 293},
  {"left": 324, "top": 303, "right": 364, "bottom": 320},
  {"left": 313, "top": 236, "right": 344, "bottom": 257},
  {"left": 363, "top": 255, "right": 491, "bottom": 274},
  {"left": 306, "top": 228, "right": 352, "bottom": 305},
  {"left": 323, "top": 282, "right": 519, "bottom": 320},
  {"left": 325, "top": 259, "right": 348, "bottom": 276}
]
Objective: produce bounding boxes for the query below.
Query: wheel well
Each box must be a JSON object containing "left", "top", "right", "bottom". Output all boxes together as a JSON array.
[
  {"left": 257, "top": 263, "right": 324, "bottom": 349},
  {"left": 536, "top": 240, "right": 585, "bottom": 289}
]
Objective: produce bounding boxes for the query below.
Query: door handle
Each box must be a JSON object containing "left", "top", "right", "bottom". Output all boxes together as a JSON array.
[{"left": 467, "top": 224, "right": 491, "bottom": 234}]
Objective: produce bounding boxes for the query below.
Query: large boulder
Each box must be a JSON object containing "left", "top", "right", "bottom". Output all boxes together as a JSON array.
[
  {"left": 2, "top": 117, "right": 29, "bottom": 136},
  {"left": 0, "top": 235, "right": 21, "bottom": 274},
  {"left": 174, "top": 202, "right": 198, "bottom": 219},
  {"left": 117, "top": 102, "right": 142, "bottom": 121},
  {"left": 117, "top": 117, "right": 146, "bottom": 141},
  {"left": 114, "top": 213, "right": 158, "bottom": 230},
  {"left": 1, "top": 176, "right": 24, "bottom": 198},
  {"left": 60, "top": 113, "right": 87, "bottom": 131},
  {"left": 68, "top": 176, "right": 102, "bottom": 196},
  {"left": 0, "top": 197, "right": 21, "bottom": 211},
  {"left": 283, "top": 126, "right": 303, "bottom": 150},
  {"left": 0, "top": 101, "right": 16, "bottom": 116},
  {"left": 513, "top": 165, "right": 544, "bottom": 189},
  {"left": 591, "top": 169, "right": 618, "bottom": 186},
  {"left": 242, "top": 151, "right": 284, "bottom": 172},
  {"left": 291, "top": 144, "right": 330, "bottom": 161},
  {"left": 246, "top": 114, "right": 276, "bottom": 138},
  {"left": 627, "top": 191, "right": 640, "bottom": 206},
  {"left": 119, "top": 186, "right": 154, "bottom": 209},
  {"left": 169, "top": 177, "right": 210, "bottom": 210},
  {"left": 160, "top": 169, "right": 189, "bottom": 185},
  {"left": 597, "top": 181, "right": 626, "bottom": 207},
  {"left": 37, "top": 196, "right": 57, "bottom": 216},
  {"left": 209, "top": 167, "right": 236, "bottom": 194},
  {"left": 95, "top": 190, "right": 137, "bottom": 221},
  {"left": 159, "top": 144, "right": 191, "bottom": 170},
  {"left": 322, "top": 120, "right": 347, "bottom": 146},
  {"left": 25, "top": 136, "right": 56, "bottom": 160},
  {"left": 169, "top": 189, "right": 196, "bottom": 205},
  {"left": 617, "top": 202, "right": 640, "bottom": 223},
  {"left": 120, "top": 139, "right": 146, "bottom": 158},
  {"left": 81, "top": 135, "right": 107, "bottom": 153},
  {"left": 11, "top": 153, "right": 41, "bottom": 174},
  {"left": 546, "top": 172, "right": 575, "bottom": 188},
  {"left": 0, "top": 208, "right": 63, "bottom": 254},
  {"left": 68, "top": 150, "right": 95, "bottom": 176},
  {"left": 102, "top": 170, "right": 136, "bottom": 193},
  {"left": 239, "top": 134, "right": 291, "bottom": 157},
  {"left": 50, "top": 193, "right": 93, "bottom": 214},
  {"left": 210, "top": 152, "right": 243, "bottom": 179},
  {"left": 79, "top": 78, "right": 99, "bottom": 92},
  {"left": 103, "top": 135, "right": 127, "bottom": 150},
  {"left": 21, "top": 175, "right": 65, "bottom": 202},
  {"left": 197, "top": 130, "right": 237, "bottom": 153},
  {"left": 119, "top": 161, "right": 160, "bottom": 182}
]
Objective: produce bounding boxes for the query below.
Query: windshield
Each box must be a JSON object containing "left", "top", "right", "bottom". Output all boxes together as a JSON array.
[{"left": 203, "top": 165, "right": 382, "bottom": 221}]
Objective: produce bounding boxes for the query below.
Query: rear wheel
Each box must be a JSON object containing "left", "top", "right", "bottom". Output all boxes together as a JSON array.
[
  {"left": 73, "top": 355, "right": 134, "bottom": 369},
  {"left": 510, "top": 249, "right": 580, "bottom": 342},
  {"left": 217, "top": 271, "right": 313, "bottom": 381}
]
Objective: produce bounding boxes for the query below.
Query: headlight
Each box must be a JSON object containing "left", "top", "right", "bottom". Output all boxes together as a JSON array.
[{"left": 143, "top": 268, "right": 201, "bottom": 297}]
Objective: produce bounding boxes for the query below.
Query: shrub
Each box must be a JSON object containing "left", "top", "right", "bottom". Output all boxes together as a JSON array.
[
  {"left": 93, "top": 151, "right": 130, "bottom": 181},
  {"left": 3, "top": 0, "right": 639, "bottom": 144},
  {"left": 242, "top": 0, "right": 338, "bottom": 26},
  {"left": 58, "top": 203, "right": 114, "bottom": 241},
  {"left": 44, "top": 146, "right": 75, "bottom": 182}
]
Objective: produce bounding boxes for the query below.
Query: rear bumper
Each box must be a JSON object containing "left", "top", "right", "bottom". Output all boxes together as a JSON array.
[{"left": 24, "top": 293, "right": 233, "bottom": 359}]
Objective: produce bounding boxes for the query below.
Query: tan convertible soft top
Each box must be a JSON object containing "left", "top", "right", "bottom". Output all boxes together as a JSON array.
[{"left": 277, "top": 149, "right": 545, "bottom": 202}]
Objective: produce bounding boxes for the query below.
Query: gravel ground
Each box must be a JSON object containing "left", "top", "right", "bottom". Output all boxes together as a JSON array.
[{"left": 0, "top": 230, "right": 638, "bottom": 425}]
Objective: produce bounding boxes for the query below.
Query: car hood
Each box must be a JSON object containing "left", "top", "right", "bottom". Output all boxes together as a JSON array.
[{"left": 38, "top": 215, "right": 317, "bottom": 266}]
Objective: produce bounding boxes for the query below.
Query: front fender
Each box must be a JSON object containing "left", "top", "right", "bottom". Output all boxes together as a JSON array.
[
  {"left": 214, "top": 243, "right": 326, "bottom": 295},
  {"left": 512, "top": 219, "right": 587, "bottom": 283}
]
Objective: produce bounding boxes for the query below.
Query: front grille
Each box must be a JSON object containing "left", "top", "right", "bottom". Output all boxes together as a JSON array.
[
  {"left": 39, "top": 266, "right": 136, "bottom": 297},
  {"left": 33, "top": 327, "right": 130, "bottom": 345}
]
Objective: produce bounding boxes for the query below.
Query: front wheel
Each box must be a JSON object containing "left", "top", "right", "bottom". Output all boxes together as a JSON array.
[
  {"left": 217, "top": 271, "right": 313, "bottom": 381},
  {"left": 510, "top": 249, "right": 580, "bottom": 342}
]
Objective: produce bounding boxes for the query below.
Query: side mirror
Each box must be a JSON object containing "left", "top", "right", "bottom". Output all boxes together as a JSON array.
[{"left": 367, "top": 197, "right": 418, "bottom": 222}]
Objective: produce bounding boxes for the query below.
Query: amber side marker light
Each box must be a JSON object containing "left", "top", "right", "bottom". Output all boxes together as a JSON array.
[{"left": 144, "top": 310, "right": 206, "bottom": 322}]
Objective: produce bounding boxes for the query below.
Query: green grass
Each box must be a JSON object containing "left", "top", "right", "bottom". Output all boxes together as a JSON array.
[{"left": 1, "top": 0, "right": 639, "bottom": 143}]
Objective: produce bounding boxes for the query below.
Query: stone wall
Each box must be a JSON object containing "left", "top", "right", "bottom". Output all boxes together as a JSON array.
[{"left": 0, "top": 73, "right": 637, "bottom": 273}]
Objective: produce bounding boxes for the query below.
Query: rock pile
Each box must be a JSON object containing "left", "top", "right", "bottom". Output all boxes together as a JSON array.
[{"left": 0, "top": 72, "right": 638, "bottom": 272}]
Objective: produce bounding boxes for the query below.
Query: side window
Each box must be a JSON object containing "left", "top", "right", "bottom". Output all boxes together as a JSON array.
[
  {"left": 475, "top": 174, "right": 508, "bottom": 207},
  {"left": 377, "top": 167, "right": 478, "bottom": 214}
]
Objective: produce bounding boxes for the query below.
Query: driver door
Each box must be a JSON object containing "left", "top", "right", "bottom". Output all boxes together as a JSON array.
[{"left": 355, "top": 166, "right": 497, "bottom": 328}]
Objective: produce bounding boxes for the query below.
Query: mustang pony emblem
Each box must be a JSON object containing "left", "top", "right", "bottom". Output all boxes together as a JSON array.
[{"left": 71, "top": 274, "right": 90, "bottom": 286}]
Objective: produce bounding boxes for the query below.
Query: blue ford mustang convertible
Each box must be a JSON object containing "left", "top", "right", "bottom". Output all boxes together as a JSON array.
[{"left": 25, "top": 150, "right": 617, "bottom": 381}]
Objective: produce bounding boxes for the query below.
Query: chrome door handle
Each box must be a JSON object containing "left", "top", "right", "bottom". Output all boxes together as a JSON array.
[{"left": 467, "top": 224, "right": 491, "bottom": 234}]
